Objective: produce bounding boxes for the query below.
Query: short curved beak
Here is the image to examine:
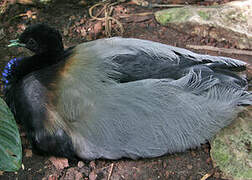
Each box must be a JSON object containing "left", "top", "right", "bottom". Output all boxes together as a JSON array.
[{"left": 8, "top": 39, "right": 26, "bottom": 47}]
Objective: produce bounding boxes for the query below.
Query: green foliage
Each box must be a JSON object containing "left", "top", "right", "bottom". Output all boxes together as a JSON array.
[
  {"left": 155, "top": 8, "right": 193, "bottom": 25},
  {"left": 198, "top": 11, "right": 210, "bottom": 20},
  {"left": 0, "top": 98, "right": 22, "bottom": 172},
  {"left": 210, "top": 110, "right": 252, "bottom": 179}
]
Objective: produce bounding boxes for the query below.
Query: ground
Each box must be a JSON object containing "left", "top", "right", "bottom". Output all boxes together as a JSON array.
[{"left": 0, "top": 0, "right": 251, "bottom": 179}]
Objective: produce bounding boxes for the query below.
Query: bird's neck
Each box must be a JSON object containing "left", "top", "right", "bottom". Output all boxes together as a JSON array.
[
  {"left": 2, "top": 47, "right": 75, "bottom": 94},
  {"left": 2, "top": 52, "right": 63, "bottom": 93}
]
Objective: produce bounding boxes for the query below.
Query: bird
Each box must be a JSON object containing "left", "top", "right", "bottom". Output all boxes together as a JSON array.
[{"left": 2, "top": 24, "right": 251, "bottom": 160}]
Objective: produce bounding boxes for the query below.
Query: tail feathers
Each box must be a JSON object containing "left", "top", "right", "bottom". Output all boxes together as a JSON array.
[
  {"left": 170, "top": 69, "right": 252, "bottom": 106},
  {"left": 197, "top": 55, "right": 247, "bottom": 71},
  {"left": 170, "top": 69, "right": 219, "bottom": 94},
  {"left": 204, "top": 62, "right": 246, "bottom": 72},
  {"left": 206, "top": 86, "right": 252, "bottom": 106},
  {"left": 171, "top": 44, "right": 247, "bottom": 70},
  {"left": 237, "top": 92, "right": 252, "bottom": 106}
]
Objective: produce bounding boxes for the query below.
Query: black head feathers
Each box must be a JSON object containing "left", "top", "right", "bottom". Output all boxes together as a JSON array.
[
  {"left": 3, "top": 25, "right": 66, "bottom": 93},
  {"left": 9, "top": 24, "right": 64, "bottom": 55}
]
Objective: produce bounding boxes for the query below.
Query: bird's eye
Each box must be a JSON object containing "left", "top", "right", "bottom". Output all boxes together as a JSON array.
[
  {"left": 26, "top": 38, "right": 39, "bottom": 52},
  {"left": 27, "top": 38, "right": 37, "bottom": 47}
]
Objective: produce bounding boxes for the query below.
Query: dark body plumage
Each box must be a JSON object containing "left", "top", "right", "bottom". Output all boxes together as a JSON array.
[{"left": 2, "top": 24, "right": 252, "bottom": 160}]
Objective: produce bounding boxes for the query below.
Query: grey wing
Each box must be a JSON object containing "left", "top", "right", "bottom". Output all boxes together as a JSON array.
[
  {"left": 82, "top": 37, "right": 248, "bottom": 87},
  {"left": 56, "top": 38, "right": 250, "bottom": 160},
  {"left": 70, "top": 70, "right": 252, "bottom": 160}
]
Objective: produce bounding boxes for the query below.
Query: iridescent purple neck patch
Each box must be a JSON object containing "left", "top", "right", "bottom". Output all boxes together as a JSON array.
[{"left": 2, "top": 57, "right": 22, "bottom": 88}]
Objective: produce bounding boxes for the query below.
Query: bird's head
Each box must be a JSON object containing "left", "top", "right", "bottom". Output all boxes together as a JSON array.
[{"left": 8, "top": 24, "right": 64, "bottom": 55}]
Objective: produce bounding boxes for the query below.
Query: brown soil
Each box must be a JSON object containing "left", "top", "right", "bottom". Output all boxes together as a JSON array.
[{"left": 0, "top": 0, "right": 251, "bottom": 180}]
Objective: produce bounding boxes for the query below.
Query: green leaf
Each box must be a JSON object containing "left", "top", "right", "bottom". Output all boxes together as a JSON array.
[{"left": 0, "top": 98, "right": 22, "bottom": 172}]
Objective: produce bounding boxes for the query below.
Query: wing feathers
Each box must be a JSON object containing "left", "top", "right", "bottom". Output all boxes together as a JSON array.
[
  {"left": 52, "top": 37, "right": 250, "bottom": 160},
  {"left": 75, "top": 37, "right": 247, "bottom": 83},
  {"left": 69, "top": 69, "right": 251, "bottom": 159}
]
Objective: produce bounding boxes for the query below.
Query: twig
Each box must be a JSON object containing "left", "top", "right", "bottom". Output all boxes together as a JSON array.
[
  {"left": 200, "top": 173, "right": 213, "bottom": 180},
  {"left": 131, "top": 0, "right": 184, "bottom": 8},
  {"left": 107, "top": 163, "right": 114, "bottom": 180},
  {"left": 118, "top": 12, "right": 153, "bottom": 18},
  {"left": 89, "top": 2, "right": 107, "bottom": 20},
  {"left": 0, "top": 0, "right": 8, "bottom": 15},
  {"left": 96, "top": 164, "right": 111, "bottom": 171},
  {"left": 186, "top": 45, "right": 252, "bottom": 56},
  {"left": 89, "top": 1, "right": 124, "bottom": 37},
  {"left": 8, "top": 11, "right": 36, "bottom": 22},
  {"left": 150, "top": 3, "right": 185, "bottom": 8}
]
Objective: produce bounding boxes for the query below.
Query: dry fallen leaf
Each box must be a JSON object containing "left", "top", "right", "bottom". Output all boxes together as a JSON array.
[
  {"left": 89, "top": 161, "right": 96, "bottom": 169},
  {"left": 75, "top": 172, "right": 83, "bottom": 180},
  {"left": 93, "top": 21, "right": 102, "bottom": 35},
  {"left": 48, "top": 174, "right": 58, "bottom": 180},
  {"left": 187, "top": 164, "right": 193, "bottom": 170},
  {"left": 24, "top": 149, "right": 33, "bottom": 158},
  {"left": 78, "top": 161, "right": 85, "bottom": 168},
  {"left": 89, "top": 171, "right": 97, "bottom": 180},
  {"left": 49, "top": 157, "right": 69, "bottom": 170}
]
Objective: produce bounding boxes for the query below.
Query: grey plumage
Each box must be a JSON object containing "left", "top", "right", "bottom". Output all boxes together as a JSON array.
[
  {"left": 19, "top": 37, "right": 250, "bottom": 160},
  {"left": 5, "top": 24, "right": 251, "bottom": 160}
]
